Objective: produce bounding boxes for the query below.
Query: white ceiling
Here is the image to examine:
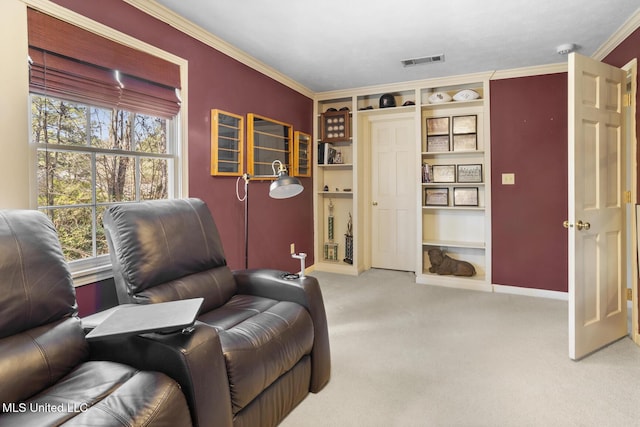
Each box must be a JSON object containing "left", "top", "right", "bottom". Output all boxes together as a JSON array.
[{"left": 153, "top": 0, "right": 639, "bottom": 93}]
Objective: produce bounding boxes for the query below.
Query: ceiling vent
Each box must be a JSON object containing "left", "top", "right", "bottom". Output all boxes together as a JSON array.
[{"left": 401, "top": 54, "right": 445, "bottom": 67}]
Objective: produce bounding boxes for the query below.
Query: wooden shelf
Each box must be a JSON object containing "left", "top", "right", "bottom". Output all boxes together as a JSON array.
[{"left": 422, "top": 240, "right": 485, "bottom": 249}]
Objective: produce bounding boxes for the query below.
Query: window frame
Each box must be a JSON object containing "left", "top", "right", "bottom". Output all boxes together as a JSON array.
[{"left": 26, "top": 3, "right": 189, "bottom": 286}]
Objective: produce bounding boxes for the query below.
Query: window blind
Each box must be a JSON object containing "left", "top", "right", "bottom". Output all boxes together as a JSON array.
[{"left": 27, "top": 8, "right": 181, "bottom": 118}]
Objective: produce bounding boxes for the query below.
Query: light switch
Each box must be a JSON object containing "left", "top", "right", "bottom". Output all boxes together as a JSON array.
[{"left": 502, "top": 173, "right": 515, "bottom": 185}]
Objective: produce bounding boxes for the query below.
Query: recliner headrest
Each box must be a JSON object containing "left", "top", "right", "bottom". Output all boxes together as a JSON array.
[
  {"left": 103, "top": 198, "right": 227, "bottom": 295},
  {"left": 0, "top": 210, "right": 77, "bottom": 339}
]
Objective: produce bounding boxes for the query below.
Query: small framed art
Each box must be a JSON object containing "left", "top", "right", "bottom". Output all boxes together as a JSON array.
[
  {"left": 452, "top": 134, "right": 477, "bottom": 151},
  {"left": 453, "top": 187, "right": 479, "bottom": 206},
  {"left": 456, "top": 164, "right": 483, "bottom": 183},
  {"left": 452, "top": 115, "right": 477, "bottom": 134},
  {"left": 432, "top": 165, "right": 456, "bottom": 183},
  {"left": 425, "top": 188, "right": 449, "bottom": 206},
  {"left": 427, "top": 135, "right": 450, "bottom": 152},
  {"left": 426, "top": 117, "right": 450, "bottom": 136}
]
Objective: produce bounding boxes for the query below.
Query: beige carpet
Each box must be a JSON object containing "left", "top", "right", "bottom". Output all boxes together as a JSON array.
[{"left": 281, "top": 268, "right": 640, "bottom": 427}]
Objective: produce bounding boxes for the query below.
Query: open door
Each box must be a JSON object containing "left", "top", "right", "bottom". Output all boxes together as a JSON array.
[{"left": 567, "top": 53, "right": 627, "bottom": 360}]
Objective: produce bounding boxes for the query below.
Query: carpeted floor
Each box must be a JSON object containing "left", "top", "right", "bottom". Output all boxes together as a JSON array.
[{"left": 281, "top": 268, "right": 640, "bottom": 427}]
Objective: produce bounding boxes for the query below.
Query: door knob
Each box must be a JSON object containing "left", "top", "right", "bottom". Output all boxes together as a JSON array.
[
  {"left": 372, "top": 201, "right": 378, "bottom": 206},
  {"left": 563, "top": 220, "right": 571, "bottom": 228},
  {"left": 576, "top": 220, "right": 590, "bottom": 231}
]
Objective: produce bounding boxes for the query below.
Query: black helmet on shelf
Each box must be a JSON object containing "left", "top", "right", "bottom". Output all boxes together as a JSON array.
[{"left": 379, "top": 93, "right": 396, "bottom": 108}]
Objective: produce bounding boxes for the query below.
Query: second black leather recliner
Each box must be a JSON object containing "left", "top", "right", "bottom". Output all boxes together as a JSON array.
[{"left": 103, "top": 198, "right": 331, "bottom": 427}]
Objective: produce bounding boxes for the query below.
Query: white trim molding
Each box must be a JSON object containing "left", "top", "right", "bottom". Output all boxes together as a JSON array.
[
  {"left": 592, "top": 7, "right": 640, "bottom": 61},
  {"left": 493, "top": 284, "right": 568, "bottom": 301},
  {"left": 491, "top": 63, "right": 568, "bottom": 80}
]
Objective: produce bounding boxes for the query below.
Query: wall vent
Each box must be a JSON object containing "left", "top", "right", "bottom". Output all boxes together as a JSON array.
[{"left": 401, "top": 54, "right": 445, "bottom": 67}]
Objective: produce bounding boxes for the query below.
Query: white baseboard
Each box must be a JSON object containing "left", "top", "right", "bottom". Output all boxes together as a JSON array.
[{"left": 492, "top": 284, "right": 568, "bottom": 301}]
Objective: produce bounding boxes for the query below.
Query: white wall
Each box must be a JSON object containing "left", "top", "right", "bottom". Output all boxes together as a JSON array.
[{"left": 0, "top": 1, "right": 31, "bottom": 208}]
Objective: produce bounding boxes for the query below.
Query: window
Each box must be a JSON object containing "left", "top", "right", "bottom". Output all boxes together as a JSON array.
[
  {"left": 27, "top": 8, "right": 184, "bottom": 284},
  {"left": 31, "top": 94, "right": 176, "bottom": 263}
]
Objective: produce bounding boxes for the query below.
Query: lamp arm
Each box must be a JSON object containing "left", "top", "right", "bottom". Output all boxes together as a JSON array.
[{"left": 271, "top": 159, "right": 287, "bottom": 176}]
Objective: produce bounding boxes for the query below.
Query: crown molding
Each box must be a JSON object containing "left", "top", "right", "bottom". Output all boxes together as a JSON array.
[
  {"left": 315, "top": 71, "right": 495, "bottom": 101},
  {"left": 592, "top": 7, "right": 640, "bottom": 61},
  {"left": 490, "top": 63, "right": 567, "bottom": 80},
  {"left": 122, "top": 0, "right": 314, "bottom": 99}
]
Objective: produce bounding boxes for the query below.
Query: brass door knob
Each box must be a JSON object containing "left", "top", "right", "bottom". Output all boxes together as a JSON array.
[
  {"left": 563, "top": 220, "right": 571, "bottom": 228},
  {"left": 576, "top": 220, "right": 591, "bottom": 231},
  {"left": 372, "top": 201, "right": 378, "bottom": 206}
]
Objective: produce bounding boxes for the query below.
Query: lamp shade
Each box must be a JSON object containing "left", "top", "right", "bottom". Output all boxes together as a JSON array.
[{"left": 269, "top": 173, "right": 303, "bottom": 199}]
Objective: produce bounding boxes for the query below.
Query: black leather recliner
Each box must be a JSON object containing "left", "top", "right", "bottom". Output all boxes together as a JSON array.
[
  {"left": 103, "top": 198, "right": 331, "bottom": 427},
  {"left": 0, "top": 209, "right": 193, "bottom": 426}
]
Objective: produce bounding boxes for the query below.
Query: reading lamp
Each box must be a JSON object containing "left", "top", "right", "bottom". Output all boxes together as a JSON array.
[
  {"left": 237, "top": 160, "right": 303, "bottom": 268},
  {"left": 269, "top": 160, "right": 303, "bottom": 199}
]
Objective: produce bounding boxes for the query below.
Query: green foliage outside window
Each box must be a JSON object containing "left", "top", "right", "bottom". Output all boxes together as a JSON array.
[{"left": 31, "top": 95, "right": 172, "bottom": 261}]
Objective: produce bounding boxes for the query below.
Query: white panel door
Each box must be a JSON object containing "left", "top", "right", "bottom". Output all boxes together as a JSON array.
[
  {"left": 370, "top": 116, "right": 416, "bottom": 271},
  {"left": 568, "top": 53, "right": 627, "bottom": 360}
]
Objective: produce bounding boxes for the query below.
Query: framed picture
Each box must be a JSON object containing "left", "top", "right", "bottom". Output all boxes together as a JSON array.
[
  {"left": 457, "top": 164, "right": 483, "bottom": 183},
  {"left": 432, "top": 164, "right": 456, "bottom": 183},
  {"left": 426, "top": 117, "right": 450, "bottom": 136},
  {"left": 425, "top": 188, "right": 449, "bottom": 206},
  {"left": 427, "top": 135, "right": 450, "bottom": 152},
  {"left": 452, "top": 134, "right": 477, "bottom": 151},
  {"left": 453, "top": 187, "right": 479, "bottom": 206},
  {"left": 452, "top": 115, "right": 477, "bottom": 134}
]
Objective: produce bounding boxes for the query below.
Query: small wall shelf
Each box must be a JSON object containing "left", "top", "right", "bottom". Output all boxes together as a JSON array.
[{"left": 210, "top": 109, "right": 243, "bottom": 176}]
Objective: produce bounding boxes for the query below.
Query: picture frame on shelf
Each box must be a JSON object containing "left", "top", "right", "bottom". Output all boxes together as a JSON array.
[
  {"left": 432, "top": 164, "right": 456, "bottom": 183},
  {"left": 427, "top": 135, "right": 450, "bottom": 152},
  {"left": 426, "top": 117, "right": 450, "bottom": 136},
  {"left": 456, "top": 164, "right": 483, "bottom": 183},
  {"left": 453, "top": 187, "right": 479, "bottom": 206},
  {"left": 318, "top": 142, "right": 337, "bottom": 165},
  {"left": 452, "top": 115, "right": 477, "bottom": 134},
  {"left": 452, "top": 134, "right": 477, "bottom": 151},
  {"left": 425, "top": 188, "right": 449, "bottom": 206}
]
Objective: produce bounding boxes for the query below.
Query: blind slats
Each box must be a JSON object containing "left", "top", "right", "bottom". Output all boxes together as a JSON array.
[{"left": 28, "top": 8, "right": 180, "bottom": 118}]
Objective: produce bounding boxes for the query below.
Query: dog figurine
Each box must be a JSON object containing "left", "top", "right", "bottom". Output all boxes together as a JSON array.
[{"left": 427, "top": 248, "right": 476, "bottom": 277}]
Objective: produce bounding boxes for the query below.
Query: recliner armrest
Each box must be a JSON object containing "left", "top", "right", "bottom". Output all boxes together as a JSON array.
[
  {"left": 88, "top": 321, "right": 232, "bottom": 427},
  {"left": 233, "top": 269, "right": 331, "bottom": 392}
]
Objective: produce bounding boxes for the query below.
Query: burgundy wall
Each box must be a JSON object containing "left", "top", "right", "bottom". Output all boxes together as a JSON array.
[
  {"left": 490, "top": 73, "right": 568, "bottom": 292},
  {"left": 52, "top": 0, "right": 314, "bottom": 274}
]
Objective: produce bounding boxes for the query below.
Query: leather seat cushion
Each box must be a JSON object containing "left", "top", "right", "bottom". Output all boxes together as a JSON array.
[
  {"left": 0, "top": 317, "right": 89, "bottom": 404},
  {"left": 198, "top": 295, "right": 314, "bottom": 413},
  {"left": 2, "top": 361, "right": 191, "bottom": 426}
]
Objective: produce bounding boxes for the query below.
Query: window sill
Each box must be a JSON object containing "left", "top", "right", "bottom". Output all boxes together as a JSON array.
[{"left": 69, "top": 255, "right": 113, "bottom": 287}]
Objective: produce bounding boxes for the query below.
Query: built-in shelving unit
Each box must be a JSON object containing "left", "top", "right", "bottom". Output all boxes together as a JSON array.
[
  {"left": 418, "top": 79, "right": 491, "bottom": 290},
  {"left": 313, "top": 74, "right": 492, "bottom": 288},
  {"left": 314, "top": 96, "right": 359, "bottom": 274}
]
